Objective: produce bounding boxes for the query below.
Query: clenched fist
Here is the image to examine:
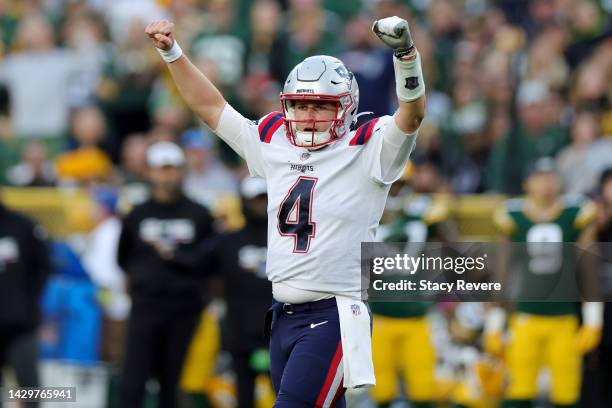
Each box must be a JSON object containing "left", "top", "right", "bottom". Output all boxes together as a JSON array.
[
  {"left": 145, "top": 20, "right": 176, "bottom": 51},
  {"left": 372, "top": 16, "right": 414, "bottom": 58}
]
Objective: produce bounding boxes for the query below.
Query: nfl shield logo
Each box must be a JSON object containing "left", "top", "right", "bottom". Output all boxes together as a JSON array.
[
  {"left": 405, "top": 76, "right": 420, "bottom": 90},
  {"left": 300, "top": 152, "right": 310, "bottom": 161},
  {"left": 351, "top": 304, "right": 361, "bottom": 316}
]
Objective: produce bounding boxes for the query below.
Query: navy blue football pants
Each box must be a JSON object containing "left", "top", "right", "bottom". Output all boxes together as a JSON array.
[{"left": 267, "top": 298, "right": 346, "bottom": 408}]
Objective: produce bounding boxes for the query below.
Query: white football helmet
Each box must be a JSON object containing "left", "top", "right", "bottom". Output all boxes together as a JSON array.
[{"left": 280, "top": 55, "right": 359, "bottom": 148}]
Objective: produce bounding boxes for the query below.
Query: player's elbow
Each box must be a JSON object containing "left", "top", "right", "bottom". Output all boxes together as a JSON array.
[
  {"left": 396, "top": 97, "right": 426, "bottom": 133},
  {"left": 396, "top": 110, "right": 425, "bottom": 134},
  {"left": 406, "top": 113, "right": 424, "bottom": 132},
  {"left": 193, "top": 100, "right": 226, "bottom": 129}
]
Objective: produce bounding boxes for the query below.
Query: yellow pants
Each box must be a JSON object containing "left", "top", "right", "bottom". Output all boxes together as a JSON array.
[
  {"left": 505, "top": 313, "right": 581, "bottom": 405},
  {"left": 180, "top": 306, "right": 275, "bottom": 408},
  {"left": 371, "top": 314, "right": 437, "bottom": 403},
  {"left": 180, "top": 307, "right": 220, "bottom": 393}
]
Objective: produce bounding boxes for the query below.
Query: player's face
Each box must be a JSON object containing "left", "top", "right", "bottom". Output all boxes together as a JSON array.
[
  {"left": 148, "top": 165, "right": 184, "bottom": 195},
  {"left": 525, "top": 172, "right": 561, "bottom": 201},
  {"left": 293, "top": 101, "right": 337, "bottom": 132}
]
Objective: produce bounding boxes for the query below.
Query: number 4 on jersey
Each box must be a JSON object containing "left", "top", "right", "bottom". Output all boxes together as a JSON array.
[{"left": 277, "top": 177, "right": 317, "bottom": 253}]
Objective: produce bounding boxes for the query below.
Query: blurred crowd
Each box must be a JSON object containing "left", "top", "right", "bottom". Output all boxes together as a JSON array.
[
  {"left": 1, "top": 0, "right": 612, "bottom": 407},
  {"left": 0, "top": 0, "right": 610, "bottom": 199}
]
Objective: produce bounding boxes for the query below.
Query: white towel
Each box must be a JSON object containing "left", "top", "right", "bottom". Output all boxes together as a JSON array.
[{"left": 335, "top": 296, "right": 376, "bottom": 388}]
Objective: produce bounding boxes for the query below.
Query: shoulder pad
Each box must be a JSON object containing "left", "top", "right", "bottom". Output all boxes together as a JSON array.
[
  {"left": 257, "top": 112, "right": 284, "bottom": 143},
  {"left": 349, "top": 117, "right": 381, "bottom": 146}
]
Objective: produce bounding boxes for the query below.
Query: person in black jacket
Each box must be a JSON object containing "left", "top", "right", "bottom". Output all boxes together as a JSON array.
[
  {"left": 0, "top": 191, "right": 51, "bottom": 408},
  {"left": 117, "top": 141, "right": 214, "bottom": 408},
  {"left": 207, "top": 177, "right": 271, "bottom": 408}
]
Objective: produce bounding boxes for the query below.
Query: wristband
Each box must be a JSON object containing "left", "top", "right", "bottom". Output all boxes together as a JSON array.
[
  {"left": 157, "top": 40, "right": 183, "bottom": 63},
  {"left": 582, "top": 302, "right": 603, "bottom": 327},
  {"left": 394, "top": 46, "right": 415, "bottom": 59},
  {"left": 393, "top": 49, "right": 426, "bottom": 102},
  {"left": 484, "top": 307, "right": 506, "bottom": 333}
]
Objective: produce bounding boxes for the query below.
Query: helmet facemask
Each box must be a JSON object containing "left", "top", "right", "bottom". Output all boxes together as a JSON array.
[
  {"left": 280, "top": 93, "right": 354, "bottom": 149},
  {"left": 279, "top": 55, "right": 359, "bottom": 149}
]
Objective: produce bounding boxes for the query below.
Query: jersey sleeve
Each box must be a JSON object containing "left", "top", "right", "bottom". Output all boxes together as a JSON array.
[
  {"left": 356, "top": 115, "right": 418, "bottom": 184},
  {"left": 214, "top": 103, "right": 271, "bottom": 178}
]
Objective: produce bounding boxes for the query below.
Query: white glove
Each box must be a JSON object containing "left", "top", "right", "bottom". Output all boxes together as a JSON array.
[{"left": 372, "top": 16, "right": 414, "bottom": 58}]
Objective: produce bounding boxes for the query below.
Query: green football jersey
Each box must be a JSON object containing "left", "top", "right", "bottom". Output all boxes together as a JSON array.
[
  {"left": 371, "top": 194, "right": 451, "bottom": 318},
  {"left": 493, "top": 196, "right": 596, "bottom": 316}
]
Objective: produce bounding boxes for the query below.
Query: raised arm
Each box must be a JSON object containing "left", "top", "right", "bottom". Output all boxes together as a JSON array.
[
  {"left": 373, "top": 16, "right": 426, "bottom": 133},
  {"left": 145, "top": 20, "right": 227, "bottom": 129}
]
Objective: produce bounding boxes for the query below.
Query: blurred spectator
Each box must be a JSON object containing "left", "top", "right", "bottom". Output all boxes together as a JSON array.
[
  {"left": 0, "top": 0, "right": 18, "bottom": 54},
  {"left": 523, "top": 26, "right": 570, "bottom": 90},
  {"left": 239, "top": 73, "right": 281, "bottom": 120},
  {"left": 244, "top": 0, "right": 287, "bottom": 82},
  {"left": 203, "top": 177, "right": 271, "bottom": 408},
  {"left": 6, "top": 140, "right": 56, "bottom": 187},
  {"left": 578, "top": 134, "right": 612, "bottom": 196},
  {"left": 40, "top": 240, "right": 102, "bottom": 364},
  {"left": 521, "top": 0, "right": 561, "bottom": 39},
  {"left": 285, "top": 0, "right": 343, "bottom": 69},
  {"left": 117, "top": 133, "right": 150, "bottom": 207},
  {"left": 191, "top": 0, "right": 245, "bottom": 89},
  {"left": 440, "top": 74, "right": 488, "bottom": 193},
  {"left": 55, "top": 106, "right": 113, "bottom": 186},
  {"left": 117, "top": 141, "right": 214, "bottom": 408},
  {"left": 67, "top": 106, "right": 108, "bottom": 150},
  {"left": 0, "top": 15, "right": 85, "bottom": 153},
  {"left": 119, "top": 133, "right": 149, "bottom": 184},
  {"left": 565, "top": 0, "right": 612, "bottom": 69},
  {"left": 427, "top": 0, "right": 461, "bottom": 92},
  {"left": 570, "top": 60, "right": 610, "bottom": 112},
  {"left": 486, "top": 80, "right": 568, "bottom": 194},
  {"left": 98, "top": 18, "right": 160, "bottom": 148},
  {"left": 161, "top": 0, "right": 207, "bottom": 46},
  {"left": 181, "top": 128, "right": 239, "bottom": 209},
  {"left": 104, "top": 0, "right": 166, "bottom": 44},
  {"left": 150, "top": 103, "right": 191, "bottom": 137},
  {"left": 61, "top": 12, "right": 112, "bottom": 108},
  {"left": 340, "top": 14, "right": 395, "bottom": 118},
  {"left": 0, "top": 191, "right": 51, "bottom": 403},
  {"left": 594, "top": 168, "right": 612, "bottom": 408},
  {"left": 411, "top": 153, "right": 452, "bottom": 195},
  {"left": 82, "top": 186, "right": 130, "bottom": 364},
  {"left": 557, "top": 111, "right": 601, "bottom": 195}
]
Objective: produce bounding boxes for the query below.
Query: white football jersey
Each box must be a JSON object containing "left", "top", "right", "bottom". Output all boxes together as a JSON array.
[{"left": 215, "top": 104, "right": 417, "bottom": 298}]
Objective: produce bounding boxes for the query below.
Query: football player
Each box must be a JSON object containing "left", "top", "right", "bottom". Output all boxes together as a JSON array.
[
  {"left": 145, "top": 15, "right": 426, "bottom": 407},
  {"left": 370, "top": 158, "right": 456, "bottom": 408},
  {"left": 486, "top": 157, "right": 602, "bottom": 408}
]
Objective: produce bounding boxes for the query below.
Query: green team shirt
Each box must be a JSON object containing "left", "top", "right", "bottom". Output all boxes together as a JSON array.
[
  {"left": 493, "top": 196, "right": 596, "bottom": 316},
  {"left": 371, "top": 194, "right": 451, "bottom": 318}
]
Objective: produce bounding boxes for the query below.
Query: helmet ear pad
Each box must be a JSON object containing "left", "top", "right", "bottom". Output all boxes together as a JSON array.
[{"left": 280, "top": 55, "right": 360, "bottom": 148}]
